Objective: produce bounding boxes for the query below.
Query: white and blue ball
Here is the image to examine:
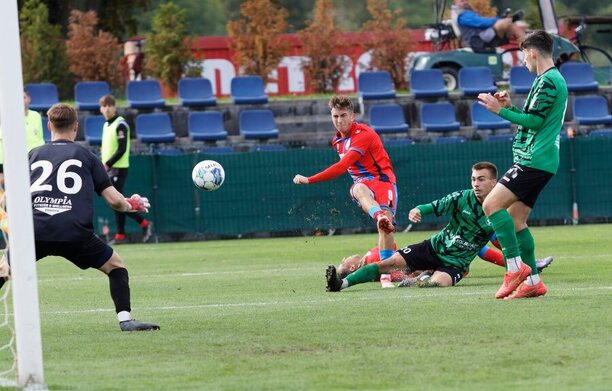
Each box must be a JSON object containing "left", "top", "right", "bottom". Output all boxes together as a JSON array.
[{"left": 192, "top": 160, "right": 225, "bottom": 191}]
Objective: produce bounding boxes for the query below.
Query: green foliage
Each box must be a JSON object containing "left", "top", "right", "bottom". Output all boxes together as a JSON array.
[
  {"left": 19, "top": 0, "right": 71, "bottom": 98},
  {"left": 7, "top": 224, "right": 611, "bottom": 389},
  {"left": 66, "top": 10, "right": 123, "bottom": 90},
  {"left": 226, "top": 0, "right": 289, "bottom": 83},
  {"left": 143, "top": 2, "right": 193, "bottom": 94},
  {"left": 298, "top": 0, "right": 349, "bottom": 93},
  {"left": 96, "top": 0, "right": 151, "bottom": 38},
  {"left": 362, "top": 0, "right": 414, "bottom": 89},
  {"left": 525, "top": 0, "right": 543, "bottom": 30}
]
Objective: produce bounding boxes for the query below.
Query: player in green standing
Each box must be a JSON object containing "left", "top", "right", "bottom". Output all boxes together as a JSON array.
[
  {"left": 477, "top": 30, "right": 568, "bottom": 299},
  {"left": 326, "top": 162, "right": 498, "bottom": 291}
]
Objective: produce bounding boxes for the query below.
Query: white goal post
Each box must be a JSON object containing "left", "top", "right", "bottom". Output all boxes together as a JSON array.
[{"left": 0, "top": 0, "right": 46, "bottom": 388}]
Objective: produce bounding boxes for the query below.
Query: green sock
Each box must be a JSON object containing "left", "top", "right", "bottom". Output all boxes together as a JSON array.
[
  {"left": 488, "top": 209, "right": 520, "bottom": 260},
  {"left": 346, "top": 263, "right": 380, "bottom": 287},
  {"left": 517, "top": 227, "right": 537, "bottom": 276}
]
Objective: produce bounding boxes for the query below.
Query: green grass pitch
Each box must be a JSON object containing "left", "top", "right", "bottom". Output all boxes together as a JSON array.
[{"left": 1, "top": 224, "right": 610, "bottom": 390}]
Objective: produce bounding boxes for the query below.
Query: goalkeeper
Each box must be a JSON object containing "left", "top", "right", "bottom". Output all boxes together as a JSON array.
[{"left": 0, "top": 103, "right": 159, "bottom": 332}]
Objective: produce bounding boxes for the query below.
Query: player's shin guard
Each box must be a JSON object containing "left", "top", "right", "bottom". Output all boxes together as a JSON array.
[
  {"left": 517, "top": 228, "right": 538, "bottom": 278},
  {"left": 108, "top": 267, "right": 131, "bottom": 313},
  {"left": 488, "top": 209, "right": 521, "bottom": 261},
  {"left": 346, "top": 263, "right": 380, "bottom": 287}
]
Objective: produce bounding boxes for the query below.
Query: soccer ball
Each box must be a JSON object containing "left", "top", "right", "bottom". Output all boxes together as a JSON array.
[{"left": 192, "top": 160, "right": 225, "bottom": 191}]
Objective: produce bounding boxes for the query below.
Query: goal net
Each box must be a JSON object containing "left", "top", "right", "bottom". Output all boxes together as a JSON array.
[{"left": 0, "top": 190, "right": 16, "bottom": 387}]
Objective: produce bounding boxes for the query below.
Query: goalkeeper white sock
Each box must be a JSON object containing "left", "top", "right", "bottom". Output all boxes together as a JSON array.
[{"left": 117, "top": 311, "right": 132, "bottom": 322}]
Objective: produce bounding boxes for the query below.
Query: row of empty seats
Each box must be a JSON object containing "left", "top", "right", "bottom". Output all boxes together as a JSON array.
[
  {"left": 358, "top": 62, "right": 604, "bottom": 101},
  {"left": 367, "top": 94, "right": 612, "bottom": 134},
  {"left": 25, "top": 75, "right": 270, "bottom": 112},
  {"left": 35, "top": 93, "right": 612, "bottom": 147},
  {"left": 26, "top": 62, "right": 605, "bottom": 114},
  {"left": 76, "top": 109, "right": 278, "bottom": 146}
]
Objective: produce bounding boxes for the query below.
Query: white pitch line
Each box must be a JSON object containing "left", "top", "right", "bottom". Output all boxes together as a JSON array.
[{"left": 35, "top": 285, "right": 612, "bottom": 316}]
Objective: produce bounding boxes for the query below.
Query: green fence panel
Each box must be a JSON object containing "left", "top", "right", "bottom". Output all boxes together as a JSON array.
[{"left": 93, "top": 138, "right": 611, "bottom": 237}]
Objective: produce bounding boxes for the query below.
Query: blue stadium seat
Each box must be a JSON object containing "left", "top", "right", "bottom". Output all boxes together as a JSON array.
[
  {"left": 410, "top": 69, "right": 448, "bottom": 98},
  {"left": 458, "top": 67, "right": 497, "bottom": 96},
  {"left": 41, "top": 116, "right": 51, "bottom": 142},
  {"left": 420, "top": 102, "right": 460, "bottom": 132},
  {"left": 588, "top": 129, "right": 612, "bottom": 138},
  {"left": 572, "top": 96, "right": 612, "bottom": 126},
  {"left": 239, "top": 109, "right": 279, "bottom": 140},
  {"left": 487, "top": 133, "right": 515, "bottom": 142},
  {"left": 509, "top": 66, "right": 536, "bottom": 94},
  {"left": 74, "top": 81, "right": 111, "bottom": 110},
  {"left": 368, "top": 104, "right": 409, "bottom": 134},
  {"left": 127, "top": 80, "right": 165, "bottom": 109},
  {"left": 188, "top": 111, "right": 228, "bottom": 142},
  {"left": 200, "top": 146, "right": 234, "bottom": 154},
  {"left": 251, "top": 144, "right": 287, "bottom": 152},
  {"left": 230, "top": 76, "right": 269, "bottom": 104},
  {"left": 26, "top": 83, "right": 59, "bottom": 112},
  {"left": 471, "top": 101, "right": 511, "bottom": 130},
  {"left": 178, "top": 78, "right": 216, "bottom": 107},
  {"left": 84, "top": 115, "right": 106, "bottom": 145},
  {"left": 357, "top": 71, "right": 396, "bottom": 100},
  {"left": 435, "top": 136, "right": 467, "bottom": 144},
  {"left": 135, "top": 113, "right": 176, "bottom": 143},
  {"left": 560, "top": 62, "right": 599, "bottom": 92}
]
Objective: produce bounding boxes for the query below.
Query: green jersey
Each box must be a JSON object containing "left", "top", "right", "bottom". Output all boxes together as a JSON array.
[
  {"left": 498, "top": 67, "right": 568, "bottom": 174},
  {"left": 417, "top": 190, "right": 494, "bottom": 272}
]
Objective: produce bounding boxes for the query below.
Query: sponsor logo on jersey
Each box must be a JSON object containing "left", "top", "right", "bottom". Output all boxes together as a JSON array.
[{"left": 33, "top": 195, "right": 72, "bottom": 216}]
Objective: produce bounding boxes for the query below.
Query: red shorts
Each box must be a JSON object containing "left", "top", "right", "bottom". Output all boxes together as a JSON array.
[{"left": 350, "top": 180, "right": 398, "bottom": 216}]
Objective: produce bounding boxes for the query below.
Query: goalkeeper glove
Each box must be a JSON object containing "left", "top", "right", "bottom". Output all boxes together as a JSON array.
[{"left": 126, "top": 194, "right": 150, "bottom": 213}]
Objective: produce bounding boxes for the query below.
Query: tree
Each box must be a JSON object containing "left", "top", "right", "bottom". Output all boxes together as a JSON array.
[
  {"left": 19, "top": 0, "right": 71, "bottom": 98},
  {"left": 66, "top": 10, "right": 122, "bottom": 89},
  {"left": 469, "top": 0, "right": 497, "bottom": 18},
  {"left": 298, "top": 0, "right": 349, "bottom": 93},
  {"left": 143, "top": 2, "right": 193, "bottom": 94},
  {"left": 226, "top": 0, "right": 289, "bottom": 83},
  {"left": 361, "top": 0, "right": 414, "bottom": 89}
]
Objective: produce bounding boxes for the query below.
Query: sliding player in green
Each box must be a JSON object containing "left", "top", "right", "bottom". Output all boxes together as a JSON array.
[
  {"left": 326, "top": 162, "right": 498, "bottom": 291},
  {"left": 478, "top": 30, "right": 568, "bottom": 299}
]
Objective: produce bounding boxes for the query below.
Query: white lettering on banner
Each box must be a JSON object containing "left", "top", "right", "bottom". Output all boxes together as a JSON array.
[
  {"left": 281, "top": 56, "right": 307, "bottom": 93},
  {"left": 202, "top": 58, "right": 235, "bottom": 95}
]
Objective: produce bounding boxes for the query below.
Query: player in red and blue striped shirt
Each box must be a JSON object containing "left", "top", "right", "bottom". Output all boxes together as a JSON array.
[{"left": 293, "top": 95, "right": 397, "bottom": 261}]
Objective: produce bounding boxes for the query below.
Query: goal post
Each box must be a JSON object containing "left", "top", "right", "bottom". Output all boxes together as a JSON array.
[{"left": 0, "top": 0, "right": 45, "bottom": 388}]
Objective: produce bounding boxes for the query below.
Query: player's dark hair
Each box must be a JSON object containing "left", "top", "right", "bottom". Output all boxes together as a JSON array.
[
  {"left": 472, "top": 161, "right": 498, "bottom": 178},
  {"left": 329, "top": 95, "right": 354, "bottom": 112},
  {"left": 47, "top": 103, "right": 77, "bottom": 132},
  {"left": 520, "top": 30, "right": 553, "bottom": 57},
  {"left": 99, "top": 94, "right": 116, "bottom": 107}
]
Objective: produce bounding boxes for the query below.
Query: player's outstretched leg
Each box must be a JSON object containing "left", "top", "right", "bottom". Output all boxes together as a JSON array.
[
  {"left": 120, "top": 319, "right": 161, "bottom": 332},
  {"left": 536, "top": 256, "right": 553, "bottom": 273},
  {"left": 326, "top": 265, "right": 343, "bottom": 292}
]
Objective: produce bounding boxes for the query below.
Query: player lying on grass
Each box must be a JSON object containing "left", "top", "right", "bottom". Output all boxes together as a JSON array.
[
  {"left": 336, "top": 242, "right": 553, "bottom": 284},
  {"left": 293, "top": 95, "right": 398, "bottom": 264},
  {"left": 0, "top": 103, "right": 159, "bottom": 332},
  {"left": 327, "top": 161, "right": 544, "bottom": 294}
]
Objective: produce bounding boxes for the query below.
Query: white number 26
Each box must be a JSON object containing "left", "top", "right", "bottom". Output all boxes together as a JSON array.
[{"left": 30, "top": 159, "right": 83, "bottom": 195}]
